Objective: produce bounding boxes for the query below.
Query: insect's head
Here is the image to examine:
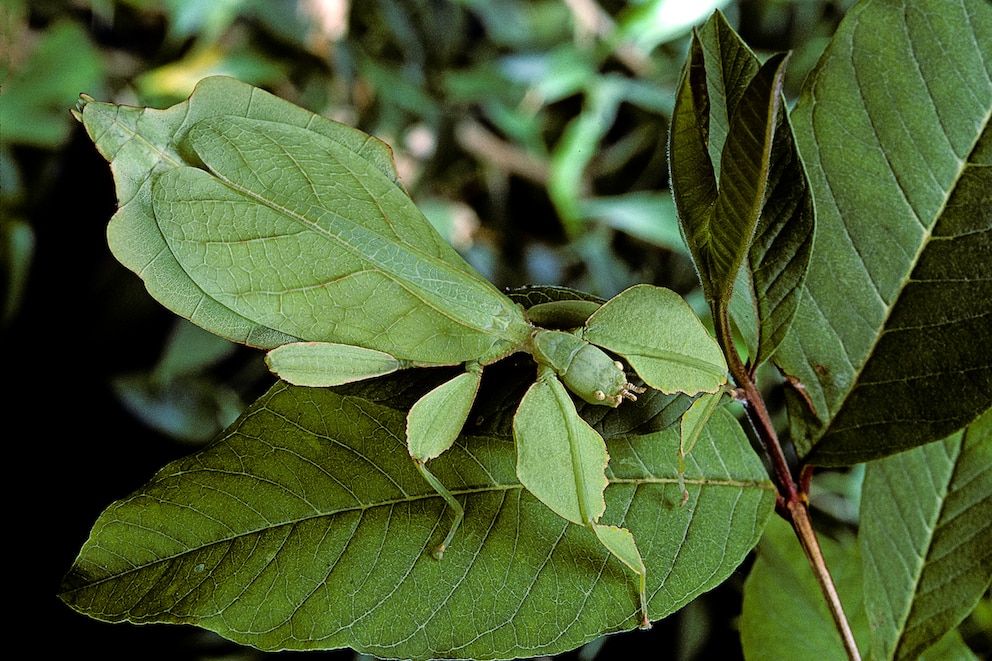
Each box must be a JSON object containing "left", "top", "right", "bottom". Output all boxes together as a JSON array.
[{"left": 532, "top": 329, "right": 645, "bottom": 408}]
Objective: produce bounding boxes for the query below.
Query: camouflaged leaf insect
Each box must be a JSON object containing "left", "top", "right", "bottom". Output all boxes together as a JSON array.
[{"left": 82, "top": 77, "right": 731, "bottom": 631}]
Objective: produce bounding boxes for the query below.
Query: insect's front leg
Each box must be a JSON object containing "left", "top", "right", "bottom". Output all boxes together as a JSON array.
[
  {"left": 514, "top": 365, "right": 650, "bottom": 629},
  {"left": 406, "top": 363, "right": 483, "bottom": 559}
]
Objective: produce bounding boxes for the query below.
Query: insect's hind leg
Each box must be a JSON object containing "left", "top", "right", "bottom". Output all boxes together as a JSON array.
[{"left": 413, "top": 458, "right": 464, "bottom": 560}]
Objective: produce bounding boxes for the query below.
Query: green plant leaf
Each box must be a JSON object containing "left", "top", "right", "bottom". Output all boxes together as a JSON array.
[
  {"left": 60, "top": 378, "right": 774, "bottom": 659},
  {"left": 860, "top": 409, "right": 992, "bottom": 661},
  {"left": 775, "top": 0, "right": 992, "bottom": 465},
  {"left": 1, "top": 20, "right": 103, "bottom": 148},
  {"left": 704, "top": 51, "right": 790, "bottom": 303},
  {"left": 740, "top": 517, "right": 870, "bottom": 660}
]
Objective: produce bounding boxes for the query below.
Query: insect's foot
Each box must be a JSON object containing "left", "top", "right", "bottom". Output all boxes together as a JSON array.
[
  {"left": 431, "top": 544, "right": 446, "bottom": 561},
  {"left": 637, "top": 571, "right": 650, "bottom": 630}
]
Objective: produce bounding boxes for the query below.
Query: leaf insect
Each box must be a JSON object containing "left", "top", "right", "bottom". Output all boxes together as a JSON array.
[
  {"left": 677, "top": 390, "right": 728, "bottom": 505},
  {"left": 96, "top": 77, "right": 730, "bottom": 630}
]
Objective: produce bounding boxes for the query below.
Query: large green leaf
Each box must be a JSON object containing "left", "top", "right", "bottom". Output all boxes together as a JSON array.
[
  {"left": 860, "top": 409, "right": 992, "bottom": 660},
  {"left": 742, "top": 412, "right": 992, "bottom": 661},
  {"left": 60, "top": 373, "right": 774, "bottom": 659},
  {"left": 776, "top": 0, "right": 992, "bottom": 464},
  {"left": 740, "top": 517, "right": 870, "bottom": 660}
]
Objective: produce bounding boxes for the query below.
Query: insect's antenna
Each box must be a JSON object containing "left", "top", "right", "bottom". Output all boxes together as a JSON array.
[{"left": 621, "top": 383, "right": 647, "bottom": 402}]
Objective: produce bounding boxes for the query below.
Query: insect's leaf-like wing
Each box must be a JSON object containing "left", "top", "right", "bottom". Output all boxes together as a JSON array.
[
  {"left": 153, "top": 115, "right": 529, "bottom": 363},
  {"left": 76, "top": 76, "right": 403, "bottom": 348}
]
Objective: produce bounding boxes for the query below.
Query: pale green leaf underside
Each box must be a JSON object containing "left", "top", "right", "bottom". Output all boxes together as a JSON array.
[
  {"left": 860, "top": 410, "right": 992, "bottom": 661},
  {"left": 776, "top": 0, "right": 992, "bottom": 464},
  {"left": 60, "top": 381, "right": 774, "bottom": 659}
]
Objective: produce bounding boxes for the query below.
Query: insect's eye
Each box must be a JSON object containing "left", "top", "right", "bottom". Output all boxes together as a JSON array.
[
  {"left": 594, "top": 390, "right": 606, "bottom": 401},
  {"left": 614, "top": 361, "right": 624, "bottom": 371}
]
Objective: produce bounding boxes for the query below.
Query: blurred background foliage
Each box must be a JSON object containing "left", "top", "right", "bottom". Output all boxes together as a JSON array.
[{"left": 2, "top": 1, "right": 879, "bottom": 659}]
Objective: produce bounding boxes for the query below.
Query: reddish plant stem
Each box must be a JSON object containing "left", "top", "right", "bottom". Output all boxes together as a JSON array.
[{"left": 713, "top": 306, "right": 861, "bottom": 661}]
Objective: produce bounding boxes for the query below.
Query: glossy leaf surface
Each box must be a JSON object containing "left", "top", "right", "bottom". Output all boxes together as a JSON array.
[
  {"left": 775, "top": 0, "right": 992, "bottom": 464},
  {"left": 60, "top": 377, "right": 774, "bottom": 658}
]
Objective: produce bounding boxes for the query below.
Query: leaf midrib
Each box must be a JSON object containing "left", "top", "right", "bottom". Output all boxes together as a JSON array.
[{"left": 63, "top": 473, "right": 772, "bottom": 592}]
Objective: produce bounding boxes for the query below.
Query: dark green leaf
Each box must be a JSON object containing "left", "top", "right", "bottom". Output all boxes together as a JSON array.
[
  {"left": 671, "top": 12, "right": 813, "bottom": 366},
  {"left": 860, "top": 410, "right": 992, "bottom": 660},
  {"left": 775, "top": 0, "right": 992, "bottom": 464},
  {"left": 60, "top": 379, "right": 774, "bottom": 658}
]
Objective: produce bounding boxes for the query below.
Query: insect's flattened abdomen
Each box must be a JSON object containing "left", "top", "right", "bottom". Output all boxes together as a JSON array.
[
  {"left": 154, "top": 173, "right": 504, "bottom": 361},
  {"left": 153, "top": 116, "right": 535, "bottom": 362}
]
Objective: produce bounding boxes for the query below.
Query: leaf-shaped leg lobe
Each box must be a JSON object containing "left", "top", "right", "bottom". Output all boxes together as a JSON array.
[
  {"left": 514, "top": 371, "right": 650, "bottom": 625},
  {"left": 407, "top": 366, "right": 482, "bottom": 461},
  {"left": 406, "top": 366, "right": 483, "bottom": 558},
  {"left": 592, "top": 523, "right": 649, "bottom": 629},
  {"left": 514, "top": 373, "right": 609, "bottom": 525},
  {"left": 265, "top": 342, "right": 402, "bottom": 386},
  {"left": 583, "top": 284, "right": 728, "bottom": 395}
]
